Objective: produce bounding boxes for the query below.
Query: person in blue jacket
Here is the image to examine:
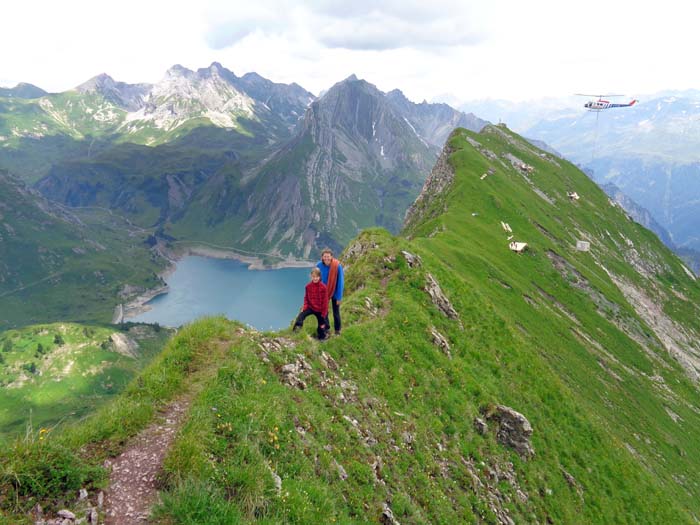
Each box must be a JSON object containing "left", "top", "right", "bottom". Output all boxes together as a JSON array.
[{"left": 316, "top": 248, "right": 344, "bottom": 335}]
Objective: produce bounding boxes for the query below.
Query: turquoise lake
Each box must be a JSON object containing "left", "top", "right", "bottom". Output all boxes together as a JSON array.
[{"left": 131, "top": 256, "right": 312, "bottom": 330}]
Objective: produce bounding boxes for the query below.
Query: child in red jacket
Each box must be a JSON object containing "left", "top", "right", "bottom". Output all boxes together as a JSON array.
[{"left": 293, "top": 267, "right": 328, "bottom": 339}]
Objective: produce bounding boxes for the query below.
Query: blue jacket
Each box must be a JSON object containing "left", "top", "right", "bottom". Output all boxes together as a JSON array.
[{"left": 316, "top": 260, "right": 344, "bottom": 301}]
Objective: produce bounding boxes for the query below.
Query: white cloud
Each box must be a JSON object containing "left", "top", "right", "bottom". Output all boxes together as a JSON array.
[
  {"left": 315, "top": 13, "right": 482, "bottom": 50},
  {"left": 1, "top": 0, "right": 699, "bottom": 103}
]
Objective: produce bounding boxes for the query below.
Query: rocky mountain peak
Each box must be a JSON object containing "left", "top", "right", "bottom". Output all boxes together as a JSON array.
[
  {"left": 197, "top": 62, "right": 237, "bottom": 83},
  {"left": 75, "top": 74, "right": 151, "bottom": 111},
  {"left": 386, "top": 88, "right": 409, "bottom": 103},
  {"left": 306, "top": 74, "right": 387, "bottom": 141},
  {"left": 76, "top": 73, "right": 117, "bottom": 92},
  {"left": 241, "top": 71, "right": 265, "bottom": 84},
  {"left": 165, "top": 64, "right": 193, "bottom": 79}
]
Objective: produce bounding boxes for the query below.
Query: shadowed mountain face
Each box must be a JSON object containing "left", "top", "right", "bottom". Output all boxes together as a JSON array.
[
  {"left": 600, "top": 182, "right": 675, "bottom": 247},
  {"left": 386, "top": 88, "right": 487, "bottom": 148}
]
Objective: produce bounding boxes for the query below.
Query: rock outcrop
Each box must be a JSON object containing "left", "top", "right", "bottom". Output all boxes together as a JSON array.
[
  {"left": 424, "top": 273, "right": 460, "bottom": 323},
  {"left": 483, "top": 405, "right": 535, "bottom": 459},
  {"left": 403, "top": 140, "right": 456, "bottom": 233}
]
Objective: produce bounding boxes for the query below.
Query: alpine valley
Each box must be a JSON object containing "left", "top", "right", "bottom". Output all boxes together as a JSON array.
[{"left": 0, "top": 64, "right": 486, "bottom": 329}]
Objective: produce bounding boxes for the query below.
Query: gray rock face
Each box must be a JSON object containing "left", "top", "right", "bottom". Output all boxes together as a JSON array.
[
  {"left": 474, "top": 417, "right": 488, "bottom": 435},
  {"left": 343, "top": 237, "right": 379, "bottom": 265},
  {"left": 403, "top": 140, "right": 456, "bottom": 233},
  {"left": 241, "top": 75, "right": 439, "bottom": 258},
  {"left": 75, "top": 73, "right": 151, "bottom": 111},
  {"left": 386, "top": 88, "right": 487, "bottom": 147},
  {"left": 280, "top": 354, "right": 312, "bottom": 390},
  {"left": 429, "top": 326, "right": 451, "bottom": 358},
  {"left": 424, "top": 273, "right": 460, "bottom": 322},
  {"left": 485, "top": 405, "right": 534, "bottom": 459},
  {"left": 235, "top": 70, "right": 315, "bottom": 129},
  {"left": 601, "top": 182, "right": 675, "bottom": 248}
]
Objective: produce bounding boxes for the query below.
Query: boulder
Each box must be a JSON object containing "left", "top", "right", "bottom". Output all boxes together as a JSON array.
[
  {"left": 484, "top": 405, "right": 534, "bottom": 459},
  {"left": 280, "top": 354, "right": 312, "bottom": 390},
  {"left": 473, "top": 417, "right": 488, "bottom": 435},
  {"left": 57, "top": 510, "right": 76, "bottom": 520},
  {"left": 429, "top": 327, "right": 451, "bottom": 358}
]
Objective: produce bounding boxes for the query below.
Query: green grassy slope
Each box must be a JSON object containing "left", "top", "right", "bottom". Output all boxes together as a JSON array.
[
  {"left": 0, "top": 318, "right": 232, "bottom": 523},
  {"left": 3, "top": 125, "right": 700, "bottom": 523},
  {"left": 0, "top": 322, "right": 171, "bottom": 439}
]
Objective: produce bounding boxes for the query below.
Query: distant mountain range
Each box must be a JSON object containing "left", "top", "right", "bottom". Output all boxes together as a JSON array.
[
  {"left": 1, "top": 64, "right": 486, "bottom": 261},
  {"left": 0, "top": 83, "right": 48, "bottom": 99},
  {"left": 0, "top": 62, "right": 313, "bottom": 170}
]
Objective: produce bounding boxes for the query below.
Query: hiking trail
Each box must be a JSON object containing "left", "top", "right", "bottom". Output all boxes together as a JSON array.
[{"left": 102, "top": 396, "right": 191, "bottom": 524}]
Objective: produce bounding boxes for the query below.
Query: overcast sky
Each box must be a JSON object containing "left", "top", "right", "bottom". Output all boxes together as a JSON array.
[{"left": 2, "top": 0, "right": 698, "bottom": 104}]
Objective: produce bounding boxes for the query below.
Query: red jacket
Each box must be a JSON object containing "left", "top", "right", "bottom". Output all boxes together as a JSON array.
[{"left": 303, "top": 281, "right": 328, "bottom": 317}]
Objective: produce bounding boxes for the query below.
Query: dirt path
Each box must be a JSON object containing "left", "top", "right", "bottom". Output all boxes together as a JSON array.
[{"left": 102, "top": 397, "right": 191, "bottom": 524}]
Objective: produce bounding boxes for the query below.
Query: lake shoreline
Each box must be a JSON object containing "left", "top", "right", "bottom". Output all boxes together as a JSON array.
[
  {"left": 119, "top": 244, "right": 314, "bottom": 325},
  {"left": 175, "top": 244, "right": 314, "bottom": 271}
]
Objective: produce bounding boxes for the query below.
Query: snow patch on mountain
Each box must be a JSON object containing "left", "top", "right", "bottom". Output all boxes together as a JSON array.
[
  {"left": 403, "top": 117, "right": 429, "bottom": 147},
  {"left": 122, "top": 66, "right": 257, "bottom": 132}
]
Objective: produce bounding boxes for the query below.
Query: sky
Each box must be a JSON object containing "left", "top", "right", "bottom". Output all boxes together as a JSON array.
[{"left": 2, "top": 0, "right": 699, "bottom": 104}]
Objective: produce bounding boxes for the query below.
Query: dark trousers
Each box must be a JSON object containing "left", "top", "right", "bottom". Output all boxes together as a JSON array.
[
  {"left": 326, "top": 299, "right": 341, "bottom": 333},
  {"left": 294, "top": 309, "right": 327, "bottom": 339}
]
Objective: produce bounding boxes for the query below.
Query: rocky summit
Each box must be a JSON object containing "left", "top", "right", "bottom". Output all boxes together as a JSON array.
[{"left": 228, "top": 75, "right": 487, "bottom": 258}]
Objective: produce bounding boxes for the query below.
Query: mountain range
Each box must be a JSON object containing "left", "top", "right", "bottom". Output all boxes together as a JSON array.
[{"left": 1, "top": 64, "right": 486, "bottom": 262}]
